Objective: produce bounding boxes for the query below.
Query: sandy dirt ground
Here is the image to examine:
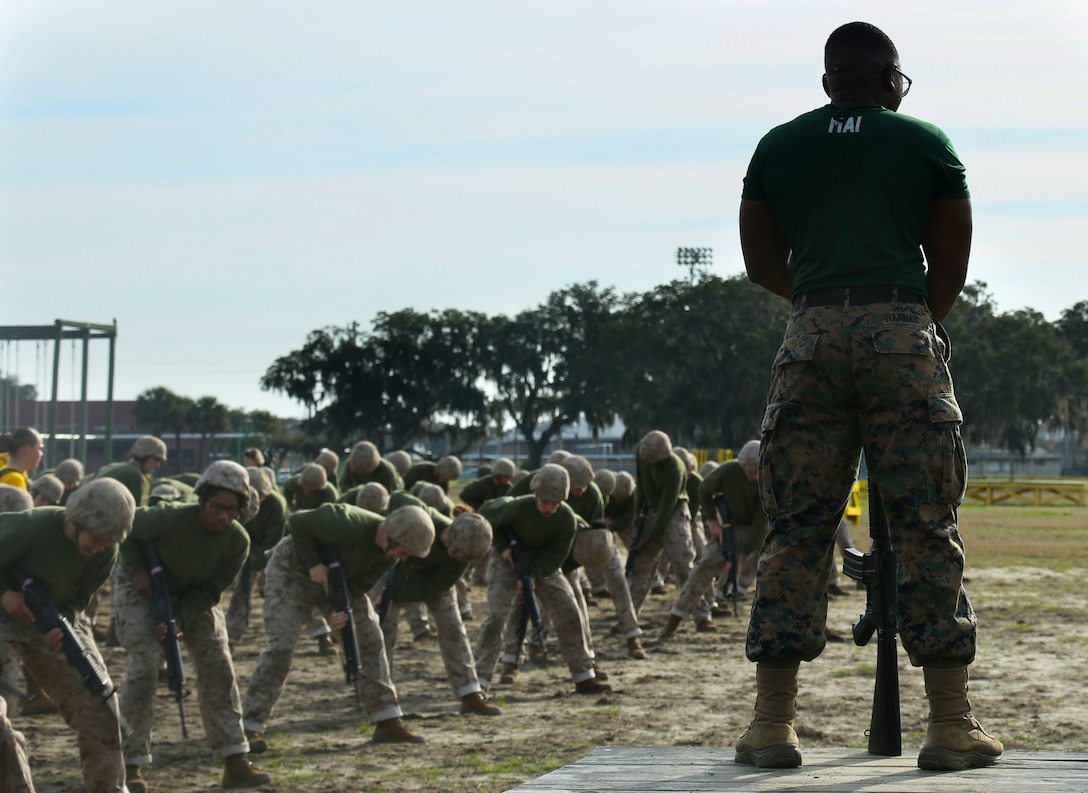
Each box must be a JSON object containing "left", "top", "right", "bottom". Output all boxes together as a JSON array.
[{"left": 14, "top": 519, "right": 1088, "bottom": 793}]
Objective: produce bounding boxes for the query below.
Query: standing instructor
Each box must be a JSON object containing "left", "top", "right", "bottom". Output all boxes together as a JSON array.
[{"left": 736, "top": 21, "right": 1002, "bottom": 772}]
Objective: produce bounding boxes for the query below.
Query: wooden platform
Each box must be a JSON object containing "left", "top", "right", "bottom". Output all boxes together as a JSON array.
[{"left": 507, "top": 746, "right": 1088, "bottom": 792}]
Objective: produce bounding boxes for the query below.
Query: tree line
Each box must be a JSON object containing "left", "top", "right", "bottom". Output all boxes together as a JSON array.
[{"left": 258, "top": 276, "right": 1088, "bottom": 471}]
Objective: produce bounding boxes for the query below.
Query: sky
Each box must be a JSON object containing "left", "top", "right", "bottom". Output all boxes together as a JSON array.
[{"left": 1, "top": 1, "right": 1085, "bottom": 420}]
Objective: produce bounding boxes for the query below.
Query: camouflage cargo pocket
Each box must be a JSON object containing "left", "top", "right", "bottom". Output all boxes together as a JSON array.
[{"left": 927, "top": 392, "right": 967, "bottom": 504}]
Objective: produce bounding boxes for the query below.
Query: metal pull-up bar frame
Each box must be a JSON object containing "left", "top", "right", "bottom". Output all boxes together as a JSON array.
[{"left": 0, "top": 319, "right": 118, "bottom": 464}]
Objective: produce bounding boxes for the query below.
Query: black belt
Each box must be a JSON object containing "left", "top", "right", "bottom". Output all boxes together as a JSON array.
[{"left": 793, "top": 286, "right": 924, "bottom": 309}]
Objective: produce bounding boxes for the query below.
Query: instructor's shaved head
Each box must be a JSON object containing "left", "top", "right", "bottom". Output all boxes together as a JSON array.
[{"left": 824, "top": 22, "right": 898, "bottom": 75}]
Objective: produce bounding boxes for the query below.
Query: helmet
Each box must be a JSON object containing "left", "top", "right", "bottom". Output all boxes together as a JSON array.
[
  {"left": 54, "top": 458, "right": 84, "bottom": 486},
  {"left": 674, "top": 446, "right": 697, "bottom": 473},
  {"left": 0, "top": 484, "right": 32, "bottom": 513},
  {"left": 699, "top": 460, "right": 720, "bottom": 478},
  {"left": 349, "top": 441, "right": 381, "bottom": 475},
  {"left": 385, "top": 450, "right": 412, "bottom": 476},
  {"left": 65, "top": 478, "right": 136, "bottom": 544},
  {"left": 130, "top": 435, "right": 168, "bottom": 461},
  {"left": 382, "top": 505, "right": 436, "bottom": 558},
  {"left": 417, "top": 484, "right": 451, "bottom": 516},
  {"left": 29, "top": 474, "right": 64, "bottom": 505},
  {"left": 546, "top": 450, "right": 571, "bottom": 465},
  {"left": 356, "top": 482, "right": 390, "bottom": 513},
  {"left": 638, "top": 430, "right": 672, "bottom": 464},
  {"left": 247, "top": 466, "right": 272, "bottom": 500},
  {"left": 314, "top": 448, "right": 339, "bottom": 478},
  {"left": 736, "top": 440, "right": 761, "bottom": 476},
  {"left": 593, "top": 469, "right": 616, "bottom": 499},
  {"left": 573, "top": 528, "right": 615, "bottom": 569},
  {"left": 491, "top": 458, "right": 516, "bottom": 478},
  {"left": 241, "top": 486, "right": 261, "bottom": 523},
  {"left": 530, "top": 464, "right": 570, "bottom": 503},
  {"left": 242, "top": 447, "right": 265, "bottom": 466},
  {"left": 435, "top": 455, "right": 462, "bottom": 482},
  {"left": 560, "top": 455, "right": 594, "bottom": 491},
  {"left": 299, "top": 463, "right": 328, "bottom": 492},
  {"left": 194, "top": 460, "right": 251, "bottom": 510},
  {"left": 612, "top": 471, "right": 635, "bottom": 501},
  {"left": 446, "top": 512, "right": 492, "bottom": 562}
]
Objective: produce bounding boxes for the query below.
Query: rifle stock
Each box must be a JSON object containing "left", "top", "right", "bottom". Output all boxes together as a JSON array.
[
  {"left": 375, "top": 569, "right": 396, "bottom": 628},
  {"left": 141, "top": 542, "right": 190, "bottom": 739},
  {"left": 715, "top": 496, "right": 739, "bottom": 617},
  {"left": 842, "top": 482, "right": 902, "bottom": 756},
  {"left": 322, "top": 545, "right": 364, "bottom": 713}
]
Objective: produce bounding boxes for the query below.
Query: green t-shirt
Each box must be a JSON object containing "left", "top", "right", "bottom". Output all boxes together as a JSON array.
[
  {"left": 478, "top": 495, "right": 577, "bottom": 581},
  {"left": 698, "top": 460, "right": 769, "bottom": 556},
  {"left": 120, "top": 503, "right": 249, "bottom": 629},
  {"left": 93, "top": 461, "right": 150, "bottom": 507},
  {"left": 287, "top": 503, "right": 396, "bottom": 597},
  {"left": 244, "top": 490, "right": 288, "bottom": 570},
  {"left": 457, "top": 475, "right": 511, "bottom": 510},
  {"left": 0, "top": 507, "right": 117, "bottom": 621},
  {"left": 634, "top": 451, "right": 688, "bottom": 542},
  {"left": 339, "top": 459, "right": 403, "bottom": 495},
  {"left": 742, "top": 105, "right": 970, "bottom": 297}
]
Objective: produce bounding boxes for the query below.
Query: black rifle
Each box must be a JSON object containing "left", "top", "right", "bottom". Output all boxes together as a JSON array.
[
  {"left": 321, "top": 545, "right": 364, "bottom": 713},
  {"left": 375, "top": 568, "right": 397, "bottom": 628},
  {"left": 714, "top": 496, "right": 739, "bottom": 617},
  {"left": 4, "top": 566, "right": 128, "bottom": 731},
  {"left": 842, "top": 482, "right": 902, "bottom": 756},
  {"left": 624, "top": 499, "right": 649, "bottom": 579},
  {"left": 507, "top": 534, "right": 546, "bottom": 664},
  {"left": 141, "top": 542, "right": 190, "bottom": 739},
  {"left": 238, "top": 558, "right": 253, "bottom": 629}
]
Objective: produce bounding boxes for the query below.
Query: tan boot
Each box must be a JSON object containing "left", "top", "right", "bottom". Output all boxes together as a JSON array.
[
  {"left": 574, "top": 678, "right": 611, "bottom": 695},
  {"left": 244, "top": 729, "right": 268, "bottom": 754},
  {"left": 317, "top": 634, "right": 336, "bottom": 656},
  {"left": 125, "top": 766, "right": 147, "bottom": 793},
  {"left": 656, "top": 614, "right": 682, "bottom": 643},
  {"left": 221, "top": 753, "right": 271, "bottom": 789},
  {"left": 695, "top": 618, "right": 717, "bottom": 633},
  {"left": 918, "top": 666, "right": 1003, "bottom": 770},
  {"left": 372, "top": 717, "right": 425, "bottom": 744},
  {"left": 734, "top": 662, "right": 802, "bottom": 768},
  {"left": 499, "top": 662, "right": 518, "bottom": 684},
  {"left": 460, "top": 691, "right": 501, "bottom": 716},
  {"left": 627, "top": 636, "right": 646, "bottom": 660}
]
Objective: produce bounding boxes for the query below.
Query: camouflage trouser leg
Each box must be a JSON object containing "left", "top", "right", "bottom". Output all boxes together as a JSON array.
[
  {"left": 500, "top": 593, "right": 525, "bottom": 666},
  {"left": 427, "top": 590, "right": 482, "bottom": 697},
  {"left": 183, "top": 608, "right": 249, "bottom": 760},
  {"left": 534, "top": 571, "right": 596, "bottom": 682},
  {"left": 244, "top": 542, "right": 402, "bottom": 731},
  {"left": 225, "top": 571, "right": 250, "bottom": 647},
  {"left": 454, "top": 577, "right": 472, "bottom": 616},
  {"left": 114, "top": 573, "right": 167, "bottom": 767},
  {"left": 827, "top": 520, "right": 855, "bottom": 586},
  {"left": 307, "top": 607, "right": 331, "bottom": 639},
  {"left": 749, "top": 302, "right": 975, "bottom": 667},
  {"left": 1, "top": 615, "right": 125, "bottom": 792},
  {"left": 627, "top": 504, "right": 696, "bottom": 617},
  {"left": 473, "top": 554, "right": 518, "bottom": 688},
  {"left": 584, "top": 564, "right": 607, "bottom": 595},
  {"left": 671, "top": 543, "right": 729, "bottom": 621},
  {"left": 600, "top": 549, "right": 641, "bottom": 639},
  {"left": 564, "top": 569, "right": 595, "bottom": 661},
  {"left": 0, "top": 695, "right": 33, "bottom": 793},
  {"left": 405, "top": 602, "right": 431, "bottom": 639}
]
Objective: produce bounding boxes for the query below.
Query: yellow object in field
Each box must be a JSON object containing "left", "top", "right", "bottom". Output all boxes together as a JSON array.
[{"left": 845, "top": 481, "right": 863, "bottom": 525}]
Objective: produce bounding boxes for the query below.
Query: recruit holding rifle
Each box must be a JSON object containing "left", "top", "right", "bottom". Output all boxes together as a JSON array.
[
  {"left": 842, "top": 481, "right": 902, "bottom": 756},
  {"left": 507, "top": 533, "right": 547, "bottom": 664},
  {"left": 141, "top": 541, "right": 190, "bottom": 739},
  {"left": 714, "top": 496, "right": 740, "bottom": 617},
  {"left": 322, "top": 544, "right": 365, "bottom": 713}
]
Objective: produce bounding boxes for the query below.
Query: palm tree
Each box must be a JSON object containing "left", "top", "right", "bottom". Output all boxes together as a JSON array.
[
  {"left": 188, "top": 396, "right": 230, "bottom": 471},
  {"left": 134, "top": 387, "right": 192, "bottom": 473}
]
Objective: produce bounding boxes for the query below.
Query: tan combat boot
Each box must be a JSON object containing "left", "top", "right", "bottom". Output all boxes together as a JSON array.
[
  {"left": 372, "top": 717, "right": 425, "bottom": 743},
  {"left": 627, "top": 636, "right": 646, "bottom": 660},
  {"left": 656, "top": 614, "right": 682, "bottom": 643},
  {"left": 918, "top": 666, "right": 1003, "bottom": 771},
  {"left": 499, "top": 662, "right": 518, "bottom": 684},
  {"left": 221, "top": 753, "right": 271, "bottom": 789},
  {"left": 244, "top": 729, "right": 268, "bottom": 754},
  {"left": 460, "top": 691, "right": 501, "bottom": 716},
  {"left": 734, "top": 662, "right": 802, "bottom": 768}
]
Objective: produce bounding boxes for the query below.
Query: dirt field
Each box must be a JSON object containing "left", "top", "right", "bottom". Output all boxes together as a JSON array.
[{"left": 16, "top": 504, "right": 1088, "bottom": 792}]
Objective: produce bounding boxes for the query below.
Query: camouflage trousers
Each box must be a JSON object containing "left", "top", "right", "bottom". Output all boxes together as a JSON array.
[
  {"left": 243, "top": 537, "right": 401, "bottom": 731},
  {"left": 0, "top": 694, "right": 33, "bottom": 793},
  {"left": 623, "top": 503, "right": 696, "bottom": 618},
  {"left": 114, "top": 573, "right": 249, "bottom": 765},
  {"left": 475, "top": 554, "right": 596, "bottom": 688},
  {"left": 0, "top": 613, "right": 125, "bottom": 792},
  {"left": 670, "top": 540, "right": 731, "bottom": 622},
  {"left": 381, "top": 591, "right": 482, "bottom": 697},
  {"left": 749, "top": 301, "right": 975, "bottom": 667}
]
